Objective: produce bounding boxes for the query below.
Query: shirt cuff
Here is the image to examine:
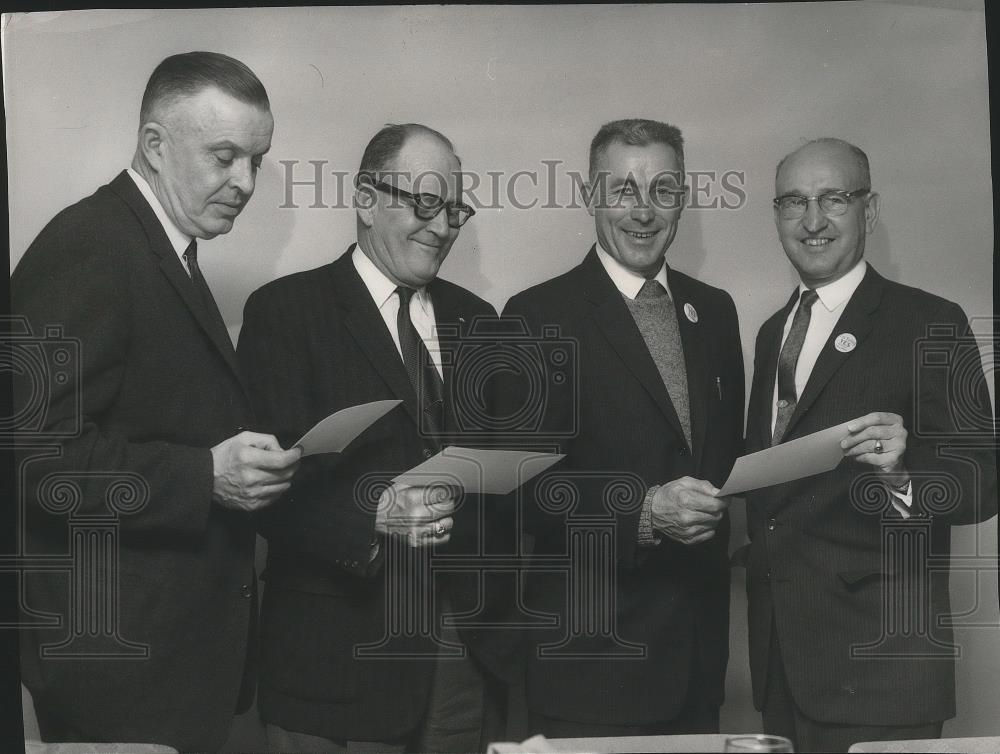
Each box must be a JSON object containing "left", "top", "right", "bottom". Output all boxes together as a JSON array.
[
  {"left": 638, "top": 485, "right": 663, "bottom": 547},
  {"left": 887, "top": 480, "right": 913, "bottom": 519}
]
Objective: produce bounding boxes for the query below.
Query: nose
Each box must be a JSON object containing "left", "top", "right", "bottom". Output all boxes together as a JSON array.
[
  {"left": 802, "top": 198, "right": 828, "bottom": 233},
  {"left": 629, "top": 195, "right": 654, "bottom": 224},
  {"left": 229, "top": 159, "right": 256, "bottom": 197},
  {"left": 425, "top": 205, "right": 452, "bottom": 237}
]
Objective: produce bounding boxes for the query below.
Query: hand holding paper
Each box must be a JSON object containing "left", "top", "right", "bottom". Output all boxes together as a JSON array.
[
  {"left": 652, "top": 477, "right": 728, "bottom": 545},
  {"left": 375, "top": 483, "right": 457, "bottom": 547}
]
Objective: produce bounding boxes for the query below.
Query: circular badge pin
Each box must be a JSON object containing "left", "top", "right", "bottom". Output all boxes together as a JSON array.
[
  {"left": 835, "top": 333, "right": 857, "bottom": 353},
  {"left": 684, "top": 303, "right": 698, "bottom": 323}
]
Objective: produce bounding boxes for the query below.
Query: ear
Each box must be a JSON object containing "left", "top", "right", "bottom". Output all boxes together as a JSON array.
[
  {"left": 354, "top": 183, "right": 377, "bottom": 228},
  {"left": 864, "top": 191, "right": 880, "bottom": 234},
  {"left": 137, "top": 121, "right": 168, "bottom": 172}
]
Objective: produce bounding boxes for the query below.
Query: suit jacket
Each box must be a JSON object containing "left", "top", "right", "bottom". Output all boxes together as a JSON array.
[
  {"left": 13, "top": 171, "right": 258, "bottom": 751},
  {"left": 236, "top": 247, "right": 509, "bottom": 741},
  {"left": 499, "top": 246, "right": 745, "bottom": 725},
  {"left": 744, "top": 264, "right": 997, "bottom": 726}
]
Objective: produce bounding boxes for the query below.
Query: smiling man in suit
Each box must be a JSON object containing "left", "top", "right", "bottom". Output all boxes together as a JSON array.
[
  {"left": 744, "top": 137, "right": 997, "bottom": 752},
  {"left": 499, "top": 118, "right": 745, "bottom": 737},
  {"left": 238, "top": 123, "right": 511, "bottom": 753},
  {"left": 13, "top": 52, "right": 301, "bottom": 750}
]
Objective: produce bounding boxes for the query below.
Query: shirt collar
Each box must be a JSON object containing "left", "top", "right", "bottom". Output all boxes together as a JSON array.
[
  {"left": 352, "top": 243, "right": 432, "bottom": 314},
  {"left": 594, "top": 242, "right": 671, "bottom": 300},
  {"left": 802, "top": 259, "right": 867, "bottom": 312},
  {"left": 126, "top": 168, "right": 192, "bottom": 257}
]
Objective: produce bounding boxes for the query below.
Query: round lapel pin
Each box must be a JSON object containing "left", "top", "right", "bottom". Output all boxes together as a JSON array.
[
  {"left": 684, "top": 303, "right": 698, "bottom": 323},
  {"left": 834, "top": 333, "right": 857, "bottom": 353}
]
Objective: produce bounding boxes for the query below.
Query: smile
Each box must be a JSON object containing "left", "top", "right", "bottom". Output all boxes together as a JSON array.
[
  {"left": 801, "top": 238, "right": 832, "bottom": 247},
  {"left": 624, "top": 230, "right": 658, "bottom": 240}
]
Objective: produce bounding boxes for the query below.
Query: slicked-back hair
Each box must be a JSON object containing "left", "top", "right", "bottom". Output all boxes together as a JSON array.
[
  {"left": 775, "top": 137, "right": 872, "bottom": 189},
  {"left": 589, "top": 118, "right": 685, "bottom": 181},
  {"left": 356, "top": 123, "right": 458, "bottom": 186},
  {"left": 139, "top": 51, "right": 269, "bottom": 124}
]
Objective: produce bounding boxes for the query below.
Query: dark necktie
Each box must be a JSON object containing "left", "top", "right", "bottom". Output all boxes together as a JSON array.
[
  {"left": 396, "top": 286, "right": 444, "bottom": 443},
  {"left": 183, "top": 240, "right": 232, "bottom": 346},
  {"left": 771, "top": 288, "right": 819, "bottom": 445}
]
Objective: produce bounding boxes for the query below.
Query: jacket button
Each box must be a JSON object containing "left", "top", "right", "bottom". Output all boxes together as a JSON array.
[
  {"left": 679, "top": 447, "right": 689, "bottom": 457},
  {"left": 240, "top": 584, "right": 252, "bottom": 598},
  {"left": 768, "top": 517, "right": 776, "bottom": 531},
  {"left": 764, "top": 569, "right": 772, "bottom": 583},
  {"left": 423, "top": 448, "right": 433, "bottom": 459},
  {"left": 236, "top": 426, "right": 246, "bottom": 433}
]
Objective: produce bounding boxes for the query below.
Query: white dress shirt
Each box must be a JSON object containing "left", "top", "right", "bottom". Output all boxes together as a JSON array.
[
  {"left": 772, "top": 260, "right": 911, "bottom": 515},
  {"left": 594, "top": 243, "right": 673, "bottom": 299},
  {"left": 352, "top": 244, "right": 444, "bottom": 379},
  {"left": 126, "top": 168, "right": 194, "bottom": 276}
]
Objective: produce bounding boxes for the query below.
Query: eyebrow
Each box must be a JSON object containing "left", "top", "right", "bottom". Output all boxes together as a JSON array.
[{"left": 208, "top": 140, "right": 271, "bottom": 155}]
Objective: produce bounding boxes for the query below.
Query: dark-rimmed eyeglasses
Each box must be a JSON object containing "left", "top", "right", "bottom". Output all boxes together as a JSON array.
[
  {"left": 773, "top": 189, "right": 870, "bottom": 220},
  {"left": 365, "top": 179, "right": 475, "bottom": 228}
]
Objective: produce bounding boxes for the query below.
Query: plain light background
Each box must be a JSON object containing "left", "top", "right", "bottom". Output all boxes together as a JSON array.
[{"left": 4, "top": 2, "right": 996, "bottom": 747}]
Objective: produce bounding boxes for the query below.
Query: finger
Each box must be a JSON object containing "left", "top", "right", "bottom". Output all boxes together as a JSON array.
[
  {"left": 840, "top": 426, "right": 893, "bottom": 451},
  {"left": 685, "top": 529, "right": 716, "bottom": 545},
  {"left": 845, "top": 412, "right": 903, "bottom": 433},
  {"left": 239, "top": 432, "right": 283, "bottom": 451},
  {"left": 250, "top": 447, "right": 304, "bottom": 471},
  {"left": 680, "top": 492, "right": 729, "bottom": 514}
]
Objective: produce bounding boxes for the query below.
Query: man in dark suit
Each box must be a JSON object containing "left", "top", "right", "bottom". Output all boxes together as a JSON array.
[
  {"left": 499, "top": 118, "right": 744, "bottom": 737},
  {"left": 238, "top": 123, "right": 512, "bottom": 753},
  {"left": 744, "top": 137, "right": 997, "bottom": 752},
  {"left": 12, "top": 52, "right": 301, "bottom": 750}
]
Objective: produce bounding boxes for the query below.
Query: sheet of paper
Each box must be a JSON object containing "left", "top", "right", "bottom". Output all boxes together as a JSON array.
[
  {"left": 393, "top": 447, "right": 564, "bottom": 495},
  {"left": 294, "top": 399, "right": 402, "bottom": 457},
  {"left": 717, "top": 420, "right": 853, "bottom": 497}
]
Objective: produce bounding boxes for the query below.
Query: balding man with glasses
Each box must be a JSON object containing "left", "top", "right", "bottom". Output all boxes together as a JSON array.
[
  {"left": 741, "top": 137, "right": 996, "bottom": 752},
  {"left": 237, "top": 123, "right": 513, "bottom": 753}
]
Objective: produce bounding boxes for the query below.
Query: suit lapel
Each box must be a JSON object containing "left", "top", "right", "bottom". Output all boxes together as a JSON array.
[
  {"left": 581, "top": 248, "right": 688, "bottom": 448},
  {"left": 332, "top": 248, "right": 422, "bottom": 428},
  {"left": 109, "top": 172, "right": 248, "bottom": 397},
  {"left": 668, "top": 269, "right": 708, "bottom": 465},
  {"left": 782, "top": 266, "right": 884, "bottom": 440}
]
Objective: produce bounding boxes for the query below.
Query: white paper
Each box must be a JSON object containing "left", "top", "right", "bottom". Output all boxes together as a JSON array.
[
  {"left": 294, "top": 399, "right": 402, "bottom": 457},
  {"left": 393, "top": 447, "right": 564, "bottom": 495},
  {"left": 717, "top": 420, "right": 853, "bottom": 496}
]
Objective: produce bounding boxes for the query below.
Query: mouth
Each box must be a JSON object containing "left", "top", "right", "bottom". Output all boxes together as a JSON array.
[
  {"left": 623, "top": 229, "right": 659, "bottom": 241},
  {"left": 800, "top": 237, "right": 833, "bottom": 247}
]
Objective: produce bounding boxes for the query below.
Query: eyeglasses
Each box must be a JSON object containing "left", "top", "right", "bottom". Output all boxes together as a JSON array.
[
  {"left": 365, "top": 179, "right": 475, "bottom": 228},
  {"left": 773, "top": 188, "right": 870, "bottom": 220}
]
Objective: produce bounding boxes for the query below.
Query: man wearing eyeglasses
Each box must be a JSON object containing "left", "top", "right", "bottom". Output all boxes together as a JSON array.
[
  {"left": 742, "top": 138, "right": 996, "bottom": 752},
  {"left": 498, "top": 119, "right": 744, "bottom": 737},
  {"left": 237, "top": 123, "right": 511, "bottom": 753}
]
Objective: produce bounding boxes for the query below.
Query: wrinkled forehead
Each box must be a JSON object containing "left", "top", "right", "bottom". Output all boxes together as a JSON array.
[
  {"left": 594, "top": 141, "right": 683, "bottom": 185},
  {"left": 776, "top": 145, "right": 864, "bottom": 195},
  {"left": 387, "top": 136, "right": 462, "bottom": 199}
]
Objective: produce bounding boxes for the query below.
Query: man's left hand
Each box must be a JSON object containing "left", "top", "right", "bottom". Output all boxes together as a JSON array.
[{"left": 842, "top": 411, "right": 907, "bottom": 475}]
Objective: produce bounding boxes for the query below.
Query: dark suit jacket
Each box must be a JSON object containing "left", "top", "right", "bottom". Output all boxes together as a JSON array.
[
  {"left": 12, "top": 171, "right": 258, "bottom": 751},
  {"left": 499, "top": 247, "right": 744, "bottom": 725},
  {"left": 744, "top": 264, "right": 997, "bottom": 726},
  {"left": 237, "top": 247, "right": 509, "bottom": 741}
]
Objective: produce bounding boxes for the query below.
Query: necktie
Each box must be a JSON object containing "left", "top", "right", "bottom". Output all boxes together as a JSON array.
[
  {"left": 771, "top": 288, "right": 819, "bottom": 445},
  {"left": 628, "top": 279, "right": 691, "bottom": 448},
  {"left": 396, "top": 286, "right": 444, "bottom": 443},
  {"left": 183, "top": 240, "right": 232, "bottom": 347}
]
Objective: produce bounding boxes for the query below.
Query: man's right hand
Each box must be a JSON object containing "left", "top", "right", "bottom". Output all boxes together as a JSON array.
[
  {"left": 211, "top": 431, "right": 302, "bottom": 512},
  {"left": 375, "top": 484, "right": 457, "bottom": 547},
  {"left": 651, "top": 476, "right": 729, "bottom": 545}
]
